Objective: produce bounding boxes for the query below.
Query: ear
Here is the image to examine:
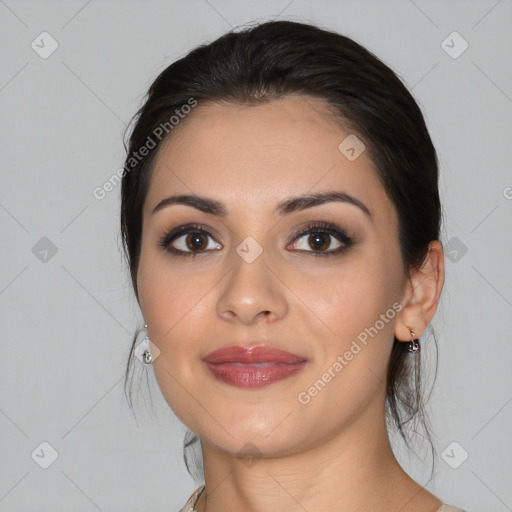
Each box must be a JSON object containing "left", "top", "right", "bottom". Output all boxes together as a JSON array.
[{"left": 394, "top": 240, "right": 445, "bottom": 342}]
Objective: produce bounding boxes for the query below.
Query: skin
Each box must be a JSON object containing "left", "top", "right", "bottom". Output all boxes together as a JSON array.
[{"left": 136, "top": 94, "right": 445, "bottom": 512}]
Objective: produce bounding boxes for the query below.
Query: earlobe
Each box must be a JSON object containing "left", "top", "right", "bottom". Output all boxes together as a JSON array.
[{"left": 394, "top": 241, "right": 445, "bottom": 342}]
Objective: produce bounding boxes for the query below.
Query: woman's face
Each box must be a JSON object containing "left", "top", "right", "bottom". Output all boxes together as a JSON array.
[{"left": 137, "top": 95, "right": 409, "bottom": 457}]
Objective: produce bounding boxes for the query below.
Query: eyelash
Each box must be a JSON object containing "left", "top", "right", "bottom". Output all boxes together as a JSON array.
[{"left": 158, "top": 221, "right": 354, "bottom": 258}]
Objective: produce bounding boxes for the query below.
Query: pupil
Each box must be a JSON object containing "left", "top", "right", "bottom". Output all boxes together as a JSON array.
[
  {"left": 310, "top": 233, "right": 328, "bottom": 250},
  {"left": 187, "top": 234, "right": 205, "bottom": 250}
]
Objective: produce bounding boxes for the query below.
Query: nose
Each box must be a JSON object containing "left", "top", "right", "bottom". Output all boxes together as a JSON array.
[{"left": 216, "top": 244, "right": 288, "bottom": 326}]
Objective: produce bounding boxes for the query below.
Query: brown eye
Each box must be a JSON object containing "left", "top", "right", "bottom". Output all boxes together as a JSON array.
[
  {"left": 159, "top": 224, "right": 222, "bottom": 256},
  {"left": 288, "top": 222, "right": 354, "bottom": 257},
  {"left": 292, "top": 231, "right": 344, "bottom": 253},
  {"left": 185, "top": 233, "right": 209, "bottom": 251},
  {"left": 171, "top": 231, "right": 221, "bottom": 253},
  {"left": 308, "top": 233, "right": 331, "bottom": 251}
]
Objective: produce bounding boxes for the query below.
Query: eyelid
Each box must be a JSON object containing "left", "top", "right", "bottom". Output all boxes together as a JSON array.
[
  {"left": 158, "top": 220, "right": 355, "bottom": 257},
  {"left": 288, "top": 221, "right": 350, "bottom": 242},
  {"left": 158, "top": 223, "right": 222, "bottom": 256},
  {"left": 286, "top": 221, "right": 354, "bottom": 256}
]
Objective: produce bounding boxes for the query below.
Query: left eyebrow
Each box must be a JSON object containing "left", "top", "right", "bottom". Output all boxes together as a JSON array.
[
  {"left": 275, "top": 191, "right": 372, "bottom": 222},
  {"left": 151, "top": 191, "right": 372, "bottom": 223}
]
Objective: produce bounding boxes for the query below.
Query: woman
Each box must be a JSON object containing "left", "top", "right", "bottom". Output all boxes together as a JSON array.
[{"left": 121, "top": 20, "right": 467, "bottom": 512}]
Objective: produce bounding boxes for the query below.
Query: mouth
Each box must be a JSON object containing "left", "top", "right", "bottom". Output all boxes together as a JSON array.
[{"left": 202, "top": 344, "right": 308, "bottom": 389}]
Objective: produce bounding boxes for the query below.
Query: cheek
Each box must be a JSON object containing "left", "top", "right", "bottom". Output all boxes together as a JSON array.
[
  {"left": 138, "top": 262, "right": 210, "bottom": 343},
  {"left": 312, "top": 261, "right": 394, "bottom": 335},
  {"left": 295, "top": 268, "right": 397, "bottom": 423},
  {"left": 310, "top": 259, "right": 399, "bottom": 385},
  {"left": 137, "top": 263, "right": 215, "bottom": 423}
]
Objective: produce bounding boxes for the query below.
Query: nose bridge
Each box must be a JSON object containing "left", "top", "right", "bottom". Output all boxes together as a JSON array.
[{"left": 216, "top": 236, "right": 287, "bottom": 324}]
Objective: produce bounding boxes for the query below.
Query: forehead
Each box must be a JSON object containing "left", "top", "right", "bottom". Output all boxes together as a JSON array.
[{"left": 146, "top": 95, "right": 394, "bottom": 223}]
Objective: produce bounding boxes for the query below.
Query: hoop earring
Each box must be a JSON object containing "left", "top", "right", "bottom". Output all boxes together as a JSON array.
[
  {"left": 141, "top": 324, "right": 153, "bottom": 365},
  {"left": 407, "top": 329, "right": 420, "bottom": 353}
]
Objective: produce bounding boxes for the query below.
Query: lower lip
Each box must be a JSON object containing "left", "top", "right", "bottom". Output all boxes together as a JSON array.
[{"left": 204, "top": 361, "right": 307, "bottom": 388}]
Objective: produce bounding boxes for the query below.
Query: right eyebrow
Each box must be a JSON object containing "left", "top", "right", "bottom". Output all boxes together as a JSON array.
[{"left": 152, "top": 194, "right": 226, "bottom": 216}]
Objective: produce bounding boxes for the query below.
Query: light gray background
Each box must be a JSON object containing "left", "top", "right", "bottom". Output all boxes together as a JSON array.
[{"left": 1, "top": 1, "right": 511, "bottom": 511}]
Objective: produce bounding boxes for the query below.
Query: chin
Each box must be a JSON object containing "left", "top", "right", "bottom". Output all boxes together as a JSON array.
[
  {"left": 205, "top": 431, "right": 302, "bottom": 460},
  {"left": 198, "top": 415, "right": 308, "bottom": 457}
]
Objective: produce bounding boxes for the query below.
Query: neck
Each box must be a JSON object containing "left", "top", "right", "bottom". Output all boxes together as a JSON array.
[{"left": 194, "top": 402, "right": 441, "bottom": 512}]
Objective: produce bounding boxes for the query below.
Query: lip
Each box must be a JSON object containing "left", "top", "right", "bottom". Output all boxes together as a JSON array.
[{"left": 202, "top": 345, "right": 308, "bottom": 389}]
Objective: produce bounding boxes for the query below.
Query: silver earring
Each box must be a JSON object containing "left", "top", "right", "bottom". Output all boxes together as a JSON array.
[
  {"left": 407, "top": 330, "right": 419, "bottom": 353},
  {"left": 142, "top": 324, "right": 153, "bottom": 365}
]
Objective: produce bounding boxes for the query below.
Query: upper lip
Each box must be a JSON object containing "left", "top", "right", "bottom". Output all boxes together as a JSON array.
[{"left": 203, "top": 345, "right": 307, "bottom": 364}]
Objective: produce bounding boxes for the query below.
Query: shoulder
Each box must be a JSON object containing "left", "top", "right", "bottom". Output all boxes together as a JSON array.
[
  {"left": 178, "top": 484, "right": 205, "bottom": 512},
  {"left": 437, "top": 505, "right": 468, "bottom": 512}
]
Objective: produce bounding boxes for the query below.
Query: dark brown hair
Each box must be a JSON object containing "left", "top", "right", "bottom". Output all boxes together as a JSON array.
[{"left": 121, "top": 19, "right": 444, "bottom": 480}]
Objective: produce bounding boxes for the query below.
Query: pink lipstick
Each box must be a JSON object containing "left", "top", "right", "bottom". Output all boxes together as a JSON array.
[{"left": 202, "top": 345, "right": 308, "bottom": 388}]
